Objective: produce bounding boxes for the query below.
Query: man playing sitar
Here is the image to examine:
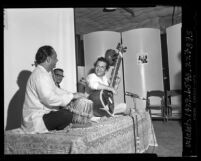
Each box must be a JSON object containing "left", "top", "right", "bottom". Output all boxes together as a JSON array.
[
  {"left": 86, "top": 57, "right": 116, "bottom": 117},
  {"left": 86, "top": 43, "right": 126, "bottom": 117}
]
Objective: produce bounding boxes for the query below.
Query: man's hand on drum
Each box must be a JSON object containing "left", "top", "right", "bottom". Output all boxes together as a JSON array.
[
  {"left": 63, "top": 92, "right": 87, "bottom": 110},
  {"left": 73, "top": 92, "right": 87, "bottom": 99}
]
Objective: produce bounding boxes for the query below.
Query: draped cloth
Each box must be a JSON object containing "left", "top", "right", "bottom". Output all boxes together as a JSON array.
[{"left": 5, "top": 111, "right": 158, "bottom": 154}]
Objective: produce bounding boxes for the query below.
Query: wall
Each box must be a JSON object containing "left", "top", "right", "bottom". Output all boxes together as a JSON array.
[
  {"left": 83, "top": 29, "right": 163, "bottom": 112},
  {"left": 166, "top": 23, "right": 182, "bottom": 109},
  {"left": 122, "top": 28, "right": 163, "bottom": 111},
  {"left": 4, "top": 8, "right": 76, "bottom": 130},
  {"left": 166, "top": 23, "right": 182, "bottom": 90}
]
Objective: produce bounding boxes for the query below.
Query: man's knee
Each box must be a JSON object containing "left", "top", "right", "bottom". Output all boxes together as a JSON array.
[{"left": 60, "top": 109, "right": 73, "bottom": 121}]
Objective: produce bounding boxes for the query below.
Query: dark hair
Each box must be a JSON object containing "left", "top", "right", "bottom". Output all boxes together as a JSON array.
[
  {"left": 94, "top": 57, "right": 109, "bottom": 70},
  {"left": 54, "top": 68, "right": 64, "bottom": 73},
  {"left": 35, "top": 45, "right": 55, "bottom": 65}
]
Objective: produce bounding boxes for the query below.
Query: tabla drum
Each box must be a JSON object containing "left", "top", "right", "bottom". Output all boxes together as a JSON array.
[{"left": 67, "top": 97, "right": 93, "bottom": 124}]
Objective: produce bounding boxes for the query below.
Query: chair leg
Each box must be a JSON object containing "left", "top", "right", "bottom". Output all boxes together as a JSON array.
[
  {"left": 149, "top": 108, "right": 152, "bottom": 118},
  {"left": 161, "top": 106, "right": 166, "bottom": 122},
  {"left": 165, "top": 115, "right": 168, "bottom": 122},
  {"left": 161, "top": 108, "right": 164, "bottom": 122},
  {"left": 170, "top": 107, "right": 172, "bottom": 117},
  {"left": 165, "top": 106, "right": 168, "bottom": 122},
  {"left": 167, "top": 106, "right": 172, "bottom": 118}
]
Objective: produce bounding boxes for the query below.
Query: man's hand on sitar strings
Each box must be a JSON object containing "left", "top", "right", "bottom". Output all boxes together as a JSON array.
[{"left": 109, "top": 87, "right": 117, "bottom": 95}]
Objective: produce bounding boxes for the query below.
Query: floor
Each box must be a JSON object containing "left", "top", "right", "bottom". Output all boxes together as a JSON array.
[{"left": 146, "top": 119, "right": 182, "bottom": 157}]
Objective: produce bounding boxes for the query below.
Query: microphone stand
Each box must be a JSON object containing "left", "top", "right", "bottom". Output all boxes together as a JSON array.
[
  {"left": 120, "top": 33, "right": 143, "bottom": 153},
  {"left": 120, "top": 32, "right": 126, "bottom": 103},
  {"left": 125, "top": 92, "right": 146, "bottom": 153},
  {"left": 119, "top": 33, "right": 140, "bottom": 153}
]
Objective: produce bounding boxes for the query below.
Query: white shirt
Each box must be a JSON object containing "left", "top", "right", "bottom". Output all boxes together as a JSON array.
[
  {"left": 86, "top": 73, "right": 109, "bottom": 94},
  {"left": 21, "top": 65, "right": 73, "bottom": 134}
]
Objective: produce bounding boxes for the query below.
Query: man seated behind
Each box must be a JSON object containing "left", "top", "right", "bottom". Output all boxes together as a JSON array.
[{"left": 53, "top": 68, "right": 64, "bottom": 88}]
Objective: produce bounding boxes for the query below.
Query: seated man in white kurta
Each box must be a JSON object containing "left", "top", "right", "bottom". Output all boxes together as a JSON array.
[{"left": 21, "top": 45, "right": 85, "bottom": 134}]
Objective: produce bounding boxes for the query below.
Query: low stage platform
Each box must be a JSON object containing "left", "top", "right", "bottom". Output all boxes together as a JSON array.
[{"left": 4, "top": 111, "right": 157, "bottom": 154}]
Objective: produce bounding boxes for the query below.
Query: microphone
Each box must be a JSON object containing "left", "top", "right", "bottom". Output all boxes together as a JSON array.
[{"left": 125, "top": 91, "right": 146, "bottom": 100}]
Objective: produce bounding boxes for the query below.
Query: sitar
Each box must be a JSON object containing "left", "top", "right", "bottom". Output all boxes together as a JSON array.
[{"left": 88, "top": 43, "right": 126, "bottom": 117}]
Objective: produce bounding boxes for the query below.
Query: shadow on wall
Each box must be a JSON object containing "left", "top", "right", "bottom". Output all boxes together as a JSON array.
[
  {"left": 174, "top": 51, "right": 182, "bottom": 124},
  {"left": 5, "top": 70, "right": 32, "bottom": 130},
  {"left": 174, "top": 51, "right": 181, "bottom": 89}
]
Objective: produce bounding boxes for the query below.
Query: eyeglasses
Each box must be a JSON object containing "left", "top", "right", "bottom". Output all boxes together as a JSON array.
[
  {"left": 55, "top": 74, "right": 64, "bottom": 78},
  {"left": 95, "top": 65, "right": 106, "bottom": 70}
]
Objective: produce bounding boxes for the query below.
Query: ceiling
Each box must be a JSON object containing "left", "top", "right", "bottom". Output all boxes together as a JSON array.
[{"left": 74, "top": 6, "right": 182, "bottom": 35}]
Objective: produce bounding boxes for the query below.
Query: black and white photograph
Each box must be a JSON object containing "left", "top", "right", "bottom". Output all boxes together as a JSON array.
[{"left": 3, "top": 5, "right": 198, "bottom": 157}]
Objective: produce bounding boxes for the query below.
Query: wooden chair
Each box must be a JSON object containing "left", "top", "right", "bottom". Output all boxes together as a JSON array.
[
  {"left": 165, "top": 89, "right": 182, "bottom": 120},
  {"left": 146, "top": 90, "right": 166, "bottom": 121}
]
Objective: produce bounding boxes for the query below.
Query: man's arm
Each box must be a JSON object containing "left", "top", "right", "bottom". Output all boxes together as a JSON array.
[
  {"left": 96, "top": 82, "right": 116, "bottom": 94},
  {"left": 86, "top": 74, "right": 116, "bottom": 94},
  {"left": 36, "top": 74, "right": 74, "bottom": 107}
]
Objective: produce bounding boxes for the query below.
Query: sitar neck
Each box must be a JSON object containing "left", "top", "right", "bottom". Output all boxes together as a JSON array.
[
  {"left": 108, "top": 42, "right": 126, "bottom": 88},
  {"left": 109, "top": 53, "right": 122, "bottom": 88}
]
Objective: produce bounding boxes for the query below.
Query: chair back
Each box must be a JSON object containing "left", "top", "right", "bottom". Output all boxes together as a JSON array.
[
  {"left": 146, "top": 90, "right": 166, "bottom": 120},
  {"left": 147, "top": 90, "right": 165, "bottom": 98},
  {"left": 146, "top": 90, "right": 165, "bottom": 107},
  {"left": 166, "top": 89, "right": 181, "bottom": 105},
  {"left": 165, "top": 89, "right": 182, "bottom": 119}
]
